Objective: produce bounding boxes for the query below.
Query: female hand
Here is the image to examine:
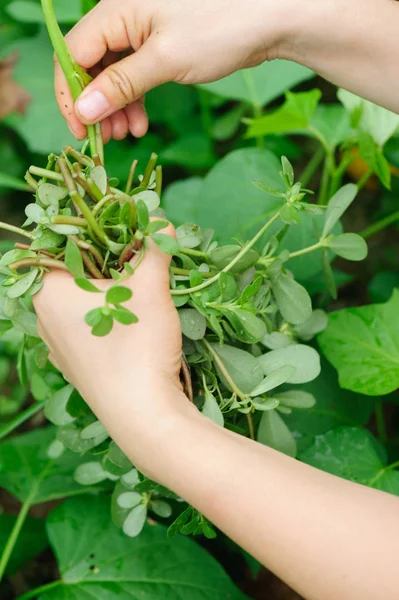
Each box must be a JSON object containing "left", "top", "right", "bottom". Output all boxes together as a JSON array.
[
  {"left": 33, "top": 223, "right": 196, "bottom": 471},
  {"left": 56, "top": 0, "right": 292, "bottom": 141}
]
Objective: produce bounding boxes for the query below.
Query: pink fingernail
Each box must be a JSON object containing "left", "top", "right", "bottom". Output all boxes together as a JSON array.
[{"left": 76, "top": 90, "right": 110, "bottom": 122}]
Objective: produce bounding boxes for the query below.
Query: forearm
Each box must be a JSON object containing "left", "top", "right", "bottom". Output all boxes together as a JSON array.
[
  {"left": 283, "top": 0, "right": 399, "bottom": 113},
  {"left": 112, "top": 386, "right": 399, "bottom": 600}
]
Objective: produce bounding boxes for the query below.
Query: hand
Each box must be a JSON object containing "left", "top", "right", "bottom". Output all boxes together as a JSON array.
[
  {"left": 56, "top": 0, "right": 293, "bottom": 141},
  {"left": 33, "top": 223, "right": 193, "bottom": 469}
]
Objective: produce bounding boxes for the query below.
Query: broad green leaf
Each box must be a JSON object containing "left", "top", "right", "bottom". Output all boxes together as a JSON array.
[
  {"left": 198, "top": 60, "right": 314, "bottom": 106},
  {"left": 0, "top": 249, "right": 36, "bottom": 266},
  {"left": 294, "top": 309, "right": 328, "bottom": 340},
  {"left": 358, "top": 132, "right": 391, "bottom": 188},
  {"left": 92, "top": 313, "right": 114, "bottom": 337},
  {"left": 6, "top": 0, "right": 82, "bottom": 23},
  {"left": 150, "top": 499, "right": 173, "bottom": 519},
  {"left": 31, "top": 229, "right": 64, "bottom": 250},
  {"left": 81, "top": 420, "right": 107, "bottom": 440},
  {"left": 136, "top": 199, "right": 150, "bottom": 230},
  {"left": 74, "top": 461, "right": 108, "bottom": 485},
  {"left": 210, "top": 245, "right": 259, "bottom": 274},
  {"left": 106, "top": 286, "right": 132, "bottom": 305},
  {"left": 318, "top": 291, "right": 399, "bottom": 395},
  {"left": 210, "top": 343, "right": 264, "bottom": 395},
  {"left": 0, "top": 427, "right": 106, "bottom": 504},
  {"left": 338, "top": 88, "right": 399, "bottom": 146},
  {"left": 45, "top": 385, "right": 76, "bottom": 426},
  {"left": 0, "top": 172, "right": 30, "bottom": 191},
  {"left": 84, "top": 307, "right": 103, "bottom": 328},
  {"left": 0, "top": 514, "right": 48, "bottom": 575},
  {"left": 329, "top": 233, "right": 368, "bottom": 261},
  {"left": 258, "top": 344, "right": 320, "bottom": 384},
  {"left": 323, "top": 184, "right": 358, "bottom": 235},
  {"left": 225, "top": 309, "right": 267, "bottom": 344},
  {"left": 7, "top": 268, "right": 39, "bottom": 299},
  {"left": 310, "top": 104, "right": 351, "bottom": 150},
  {"left": 160, "top": 132, "right": 215, "bottom": 170},
  {"left": 74, "top": 278, "right": 102, "bottom": 293},
  {"left": 90, "top": 166, "right": 108, "bottom": 195},
  {"left": 162, "top": 177, "right": 202, "bottom": 226},
  {"left": 274, "top": 390, "right": 316, "bottom": 409},
  {"left": 257, "top": 410, "right": 297, "bottom": 457},
  {"left": 202, "top": 393, "right": 224, "bottom": 427},
  {"left": 300, "top": 427, "right": 399, "bottom": 495},
  {"left": 197, "top": 149, "right": 283, "bottom": 243},
  {"left": 246, "top": 90, "right": 321, "bottom": 138},
  {"left": 179, "top": 308, "right": 207, "bottom": 340},
  {"left": 107, "top": 442, "right": 132, "bottom": 470},
  {"left": 151, "top": 233, "right": 180, "bottom": 255},
  {"left": 250, "top": 365, "right": 296, "bottom": 396},
  {"left": 123, "top": 503, "right": 148, "bottom": 537},
  {"left": 111, "top": 307, "right": 138, "bottom": 325},
  {"left": 5, "top": 29, "right": 75, "bottom": 153},
  {"left": 65, "top": 238, "right": 84, "bottom": 278},
  {"left": 271, "top": 273, "right": 312, "bottom": 325},
  {"left": 37, "top": 183, "right": 68, "bottom": 206},
  {"left": 176, "top": 223, "right": 203, "bottom": 248},
  {"left": 25, "top": 203, "right": 45, "bottom": 224},
  {"left": 134, "top": 190, "right": 160, "bottom": 212},
  {"left": 11, "top": 308, "right": 38, "bottom": 337},
  {"left": 44, "top": 495, "right": 248, "bottom": 599}
]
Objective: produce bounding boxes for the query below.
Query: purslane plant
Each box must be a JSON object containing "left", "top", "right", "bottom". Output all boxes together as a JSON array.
[{"left": 0, "top": 0, "right": 369, "bottom": 538}]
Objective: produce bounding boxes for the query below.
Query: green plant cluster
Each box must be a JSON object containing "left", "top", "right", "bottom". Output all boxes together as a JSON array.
[{"left": 1, "top": 0, "right": 399, "bottom": 598}]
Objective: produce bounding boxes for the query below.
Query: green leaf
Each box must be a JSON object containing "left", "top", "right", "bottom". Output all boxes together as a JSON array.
[
  {"left": 136, "top": 199, "right": 150, "bottom": 231},
  {"left": 329, "top": 233, "right": 368, "bottom": 261},
  {"left": 210, "top": 245, "right": 259, "bottom": 274},
  {"left": 7, "top": 0, "right": 82, "bottom": 23},
  {"left": 176, "top": 223, "right": 203, "bottom": 248},
  {"left": 323, "top": 184, "right": 358, "bottom": 235},
  {"left": 31, "top": 229, "right": 65, "bottom": 250},
  {"left": 5, "top": 29, "right": 75, "bottom": 153},
  {"left": 310, "top": 104, "right": 351, "bottom": 150},
  {"left": 123, "top": 503, "right": 148, "bottom": 537},
  {"left": 0, "top": 428, "right": 106, "bottom": 504},
  {"left": 0, "top": 248, "right": 36, "bottom": 267},
  {"left": 197, "top": 149, "right": 283, "bottom": 243},
  {"left": 318, "top": 290, "right": 399, "bottom": 395},
  {"left": 202, "top": 393, "right": 224, "bottom": 427},
  {"left": 146, "top": 219, "right": 169, "bottom": 234},
  {"left": 106, "top": 286, "right": 133, "bottom": 305},
  {"left": 358, "top": 132, "right": 391, "bottom": 188},
  {"left": 111, "top": 307, "right": 138, "bottom": 325},
  {"left": 163, "top": 177, "right": 202, "bottom": 227},
  {"left": 280, "top": 204, "right": 300, "bottom": 225},
  {"left": 74, "top": 461, "right": 108, "bottom": 485},
  {"left": 150, "top": 499, "right": 173, "bottom": 519},
  {"left": 246, "top": 90, "right": 322, "bottom": 138},
  {"left": 44, "top": 495, "right": 247, "bottom": 598},
  {"left": 11, "top": 308, "right": 38, "bottom": 337},
  {"left": 198, "top": 60, "right": 314, "bottom": 106},
  {"left": 281, "top": 156, "right": 294, "bottom": 187},
  {"left": 210, "top": 344, "right": 263, "bottom": 394},
  {"left": 219, "top": 272, "right": 238, "bottom": 302},
  {"left": 65, "top": 238, "right": 84, "bottom": 278},
  {"left": 257, "top": 410, "right": 297, "bottom": 457},
  {"left": 338, "top": 88, "right": 399, "bottom": 146},
  {"left": 179, "top": 308, "right": 207, "bottom": 340},
  {"left": 0, "top": 514, "right": 48, "bottom": 576},
  {"left": 300, "top": 427, "right": 399, "bottom": 495},
  {"left": 250, "top": 365, "right": 296, "bottom": 396},
  {"left": 84, "top": 307, "right": 103, "bottom": 328},
  {"left": 294, "top": 309, "right": 328, "bottom": 340},
  {"left": 92, "top": 313, "right": 114, "bottom": 337},
  {"left": 81, "top": 420, "right": 107, "bottom": 440},
  {"left": 151, "top": 233, "right": 180, "bottom": 255},
  {"left": 90, "top": 166, "right": 108, "bottom": 195},
  {"left": 160, "top": 132, "right": 215, "bottom": 170},
  {"left": 37, "top": 182, "right": 68, "bottom": 206},
  {"left": 271, "top": 273, "right": 312, "bottom": 325},
  {"left": 74, "top": 278, "right": 102, "bottom": 293},
  {"left": 258, "top": 344, "right": 321, "bottom": 384},
  {"left": 275, "top": 390, "right": 316, "bottom": 409},
  {"left": 134, "top": 190, "right": 160, "bottom": 212},
  {"left": 45, "top": 385, "right": 76, "bottom": 426},
  {"left": 225, "top": 309, "right": 267, "bottom": 343},
  {"left": 7, "top": 268, "right": 39, "bottom": 299}
]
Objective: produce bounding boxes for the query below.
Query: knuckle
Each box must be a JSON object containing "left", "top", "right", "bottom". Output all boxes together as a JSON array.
[{"left": 105, "top": 65, "right": 138, "bottom": 105}]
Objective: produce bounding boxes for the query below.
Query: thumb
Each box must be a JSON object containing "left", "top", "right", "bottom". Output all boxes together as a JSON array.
[{"left": 75, "top": 41, "right": 172, "bottom": 125}]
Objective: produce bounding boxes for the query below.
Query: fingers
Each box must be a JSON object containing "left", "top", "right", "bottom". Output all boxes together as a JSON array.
[
  {"left": 133, "top": 220, "right": 176, "bottom": 294},
  {"left": 126, "top": 99, "right": 148, "bottom": 138},
  {"left": 74, "top": 40, "right": 174, "bottom": 125}
]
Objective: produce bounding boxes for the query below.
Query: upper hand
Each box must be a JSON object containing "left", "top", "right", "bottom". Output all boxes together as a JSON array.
[{"left": 56, "top": 0, "right": 291, "bottom": 141}]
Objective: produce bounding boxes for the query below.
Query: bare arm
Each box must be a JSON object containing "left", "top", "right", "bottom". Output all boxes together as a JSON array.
[{"left": 34, "top": 234, "right": 399, "bottom": 600}]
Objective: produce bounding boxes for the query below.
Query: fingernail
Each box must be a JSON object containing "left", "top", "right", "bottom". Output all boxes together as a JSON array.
[{"left": 75, "top": 90, "right": 110, "bottom": 122}]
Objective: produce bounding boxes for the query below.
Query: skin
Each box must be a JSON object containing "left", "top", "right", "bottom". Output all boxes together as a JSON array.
[{"left": 39, "top": 1, "right": 399, "bottom": 597}]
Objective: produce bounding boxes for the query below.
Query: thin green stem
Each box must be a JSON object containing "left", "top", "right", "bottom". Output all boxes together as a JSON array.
[
  {"left": 361, "top": 210, "right": 399, "bottom": 239},
  {"left": 0, "top": 401, "right": 45, "bottom": 441},
  {"left": 17, "top": 580, "right": 62, "bottom": 600},
  {"left": 179, "top": 248, "right": 209, "bottom": 260},
  {"left": 172, "top": 267, "right": 213, "bottom": 278},
  {"left": 155, "top": 165, "right": 163, "bottom": 198},
  {"left": 141, "top": 153, "right": 158, "bottom": 189},
  {"left": 299, "top": 148, "right": 325, "bottom": 188},
  {"left": 246, "top": 413, "right": 255, "bottom": 441},
  {"left": 375, "top": 399, "right": 388, "bottom": 444},
  {"left": 52, "top": 215, "right": 87, "bottom": 227},
  {"left": 9, "top": 258, "right": 69, "bottom": 271},
  {"left": 288, "top": 241, "right": 324, "bottom": 259},
  {"left": 329, "top": 152, "right": 355, "bottom": 197},
  {"left": 40, "top": 0, "right": 98, "bottom": 157},
  {"left": 126, "top": 160, "right": 138, "bottom": 195},
  {"left": 0, "top": 222, "right": 34, "bottom": 240},
  {"left": 357, "top": 169, "right": 373, "bottom": 191},
  {"left": 202, "top": 339, "right": 246, "bottom": 400},
  {"left": 318, "top": 156, "right": 332, "bottom": 205},
  {"left": 29, "top": 166, "right": 64, "bottom": 182},
  {"left": 171, "top": 211, "right": 280, "bottom": 296}
]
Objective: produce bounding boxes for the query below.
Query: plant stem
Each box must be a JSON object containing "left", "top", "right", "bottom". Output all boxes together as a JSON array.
[
  {"left": 155, "top": 165, "right": 163, "bottom": 197},
  {"left": 17, "top": 580, "right": 62, "bottom": 600},
  {"left": 361, "top": 210, "right": 399, "bottom": 239},
  {"left": 9, "top": 258, "right": 69, "bottom": 271},
  {"left": 246, "top": 413, "right": 255, "bottom": 441},
  {"left": 202, "top": 339, "right": 246, "bottom": 400},
  {"left": 318, "top": 156, "right": 331, "bottom": 205},
  {"left": 375, "top": 400, "right": 388, "bottom": 444},
  {"left": 29, "top": 166, "right": 64, "bottom": 182},
  {"left": 141, "top": 153, "right": 158, "bottom": 189},
  {"left": 171, "top": 212, "right": 280, "bottom": 296},
  {"left": 126, "top": 159, "right": 138, "bottom": 195},
  {"left": 0, "top": 401, "right": 45, "bottom": 441},
  {"left": 52, "top": 215, "right": 87, "bottom": 227},
  {"left": 299, "top": 148, "right": 325, "bottom": 188},
  {"left": 0, "top": 463, "right": 50, "bottom": 583},
  {"left": 171, "top": 267, "right": 213, "bottom": 278},
  {"left": 40, "top": 0, "right": 99, "bottom": 158},
  {"left": 179, "top": 248, "right": 209, "bottom": 259},
  {"left": 0, "top": 222, "right": 34, "bottom": 240},
  {"left": 357, "top": 169, "right": 373, "bottom": 191},
  {"left": 288, "top": 241, "right": 324, "bottom": 259}
]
